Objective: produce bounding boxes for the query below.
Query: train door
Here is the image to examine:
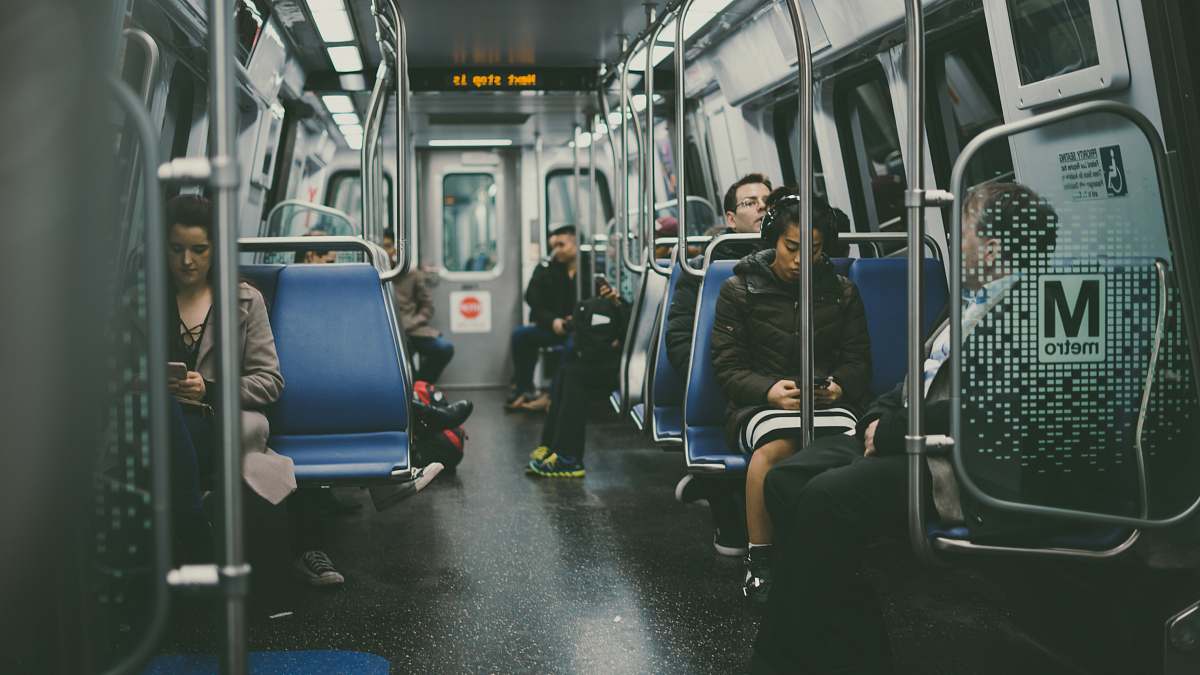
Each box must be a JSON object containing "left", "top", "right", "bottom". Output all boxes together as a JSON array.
[{"left": 419, "top": 149, "right": 522, "bottom": 387}]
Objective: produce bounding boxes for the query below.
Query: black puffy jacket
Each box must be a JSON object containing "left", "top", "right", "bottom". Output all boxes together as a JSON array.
[
  {"left": 664, "top": 230, "right": 765, "bottom": 373},
  {"left": 711, "top": 248, "right": 871, "bottom": 438},
  {"left": 524, "top": 255, "right": 591, "bottom": 331}
]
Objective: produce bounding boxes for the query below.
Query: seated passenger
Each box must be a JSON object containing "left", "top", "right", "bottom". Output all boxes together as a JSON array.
[
  {"left": 668, "top": 173, "right": 773, "bottom": 557},
  {"left": 293, "top": 227, "right": 336, "bottom": 264},
  {"left": 507, "top": 224, "right": 581, "bottom": 411},
  {"left": 526, "top": 275, "right": 630, "bottom": 477},
  {"left": 710, "top": 191, "right": 871, "bottom": 604},
  {"left": 752, "top": 183, "right": 1059, "bottom": 673},
  {"left": 162, "top": 196, "right": 344, "bottom": 586},
  {"left": 653, "top": 215, "right": 678, "bottom": 261},
  {"left": 382, "top": 227, "right": 398, "bottom": 267},
  {"left": 394, "top": 264, "right": 455, "bottom": 383}
]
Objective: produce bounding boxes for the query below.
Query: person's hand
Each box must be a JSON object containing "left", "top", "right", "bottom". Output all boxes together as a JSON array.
[
  {"left": 863, "top": 419, "right": 880, "bottom": 457},
  {"left": 169, "top": 371, "right": 207, "bottom": 402},
  {"left": 767, "top": 380, "right": 802, "bottom": 410},
  {"left": 552, "top": 318, "right": 568, "bottom": 336},
  {"left": 599, "top": 284, "right": 619, "bottom": 304},
  {"left": 815, "top": 380, "right": 843, "bottom": 405}
]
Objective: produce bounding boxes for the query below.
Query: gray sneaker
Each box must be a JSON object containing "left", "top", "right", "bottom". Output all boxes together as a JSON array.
[{"left": 293, "top": 550, "right": 345, "bottom": 587}]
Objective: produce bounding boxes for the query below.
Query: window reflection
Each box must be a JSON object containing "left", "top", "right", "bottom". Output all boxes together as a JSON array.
[{"left": 443, "top": 173, "right": 498, "bottom": 272}]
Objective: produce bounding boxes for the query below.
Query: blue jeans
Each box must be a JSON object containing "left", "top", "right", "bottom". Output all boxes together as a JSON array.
[
  {"left": 510, "top": 324, "right": 567, "bottom": 393},
  {"left": 409, "top": 334, "right": 455, "bottom": 383}
]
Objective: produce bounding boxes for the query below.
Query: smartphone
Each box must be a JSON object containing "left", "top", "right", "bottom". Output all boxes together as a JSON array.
[
  {"left": 168, "top": 361, "right": 188, "bottom": 381},
  {"left": 813, "top": 377, "right": 830, "bottom": 389}
]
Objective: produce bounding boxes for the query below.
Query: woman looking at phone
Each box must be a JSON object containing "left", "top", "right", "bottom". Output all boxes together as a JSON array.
[
  {"left": 165, "top": 196, "right": 342, "bottom": 586},
  {"left": 710, "top": 188, "right": 871, "bottom": 604}
]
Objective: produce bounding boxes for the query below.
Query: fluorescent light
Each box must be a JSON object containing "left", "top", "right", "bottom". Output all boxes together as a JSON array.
[
  {"left": 594, "top": 122, "right": 608, "bottom": 136},
  {"left": 338, "top": 74, "right": 367, "bottom": 90},
  {"left": 326, "top": 46, "right": 363, "bottom": 73},
  {"left": 332, "top": 112, "right": 359, "bottom": 126},
  {"left": 322, "top": 94, "right": 355, "bottom": 114},
  {"left": 631, "top": 94, "right": 647, "bottom": 112},
  {"left": 344, "top": 134, "right": 363, "bottom": 150},
  {"left": 607, "top": 111, "right": 624, "bottom": 128},
  {"left": 573, "top": 130, "right": 592, "bottom": 149},
  {"left": 339, "top": 123, "right": 363, "bottom": 136},
  {"left": 428, "top": 139, "right": 513, "bottom": 147},
  {"left": 308, "top": 1, "right": 355, "bottom": 43}
]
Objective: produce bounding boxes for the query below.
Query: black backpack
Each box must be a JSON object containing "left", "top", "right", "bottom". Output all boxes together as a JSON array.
[{"left": 571, "top": 296, "right": 629, "bottom": 363}]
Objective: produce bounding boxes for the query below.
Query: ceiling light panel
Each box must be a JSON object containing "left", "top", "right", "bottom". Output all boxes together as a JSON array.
[
  {"left": 327, "top": 45, "right": 363, "bottom": 73},
  {"left": 307, "top": 0, "right": 355, "bottom": 43},
  {"left": 332, "top": 112, "right": 360, "bottom": 126},
  {"left": 428, "top": 139, "right": 513, "bottom": 147},
  {"left": 321, "top": 94, "right": 355, "bottom": 114}
]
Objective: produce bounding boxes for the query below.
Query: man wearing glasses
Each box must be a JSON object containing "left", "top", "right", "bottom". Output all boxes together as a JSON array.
[{"left": 668, "top": 173, "right": 773, "bottom": 558}]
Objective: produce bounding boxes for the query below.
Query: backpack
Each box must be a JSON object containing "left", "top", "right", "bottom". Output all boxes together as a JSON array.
[
  {"left": 571, "top": 296, "right": 629, "bottom": 363},
  {"left": 411, "top": 380, "right": 466, "bottom": 470}
]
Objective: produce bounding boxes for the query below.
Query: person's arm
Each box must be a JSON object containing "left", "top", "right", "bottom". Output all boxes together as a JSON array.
[
  {"left": 414, "top": 274, "right": 435, "bottom": 324},
  {"left": 829, "top": 282, "right": 872, "bottom": 406},
  {"left": 240, "top": 290, "right": 284, "bottom": 408},
  {"left": 665, "top": 274, "right": 700, "bottom": 374},
  {"left": 524, "top": 266, "right": 559, "bottom": 331},
  {"left": 711, "top": 278, "right": 776, "bottom": 406}
]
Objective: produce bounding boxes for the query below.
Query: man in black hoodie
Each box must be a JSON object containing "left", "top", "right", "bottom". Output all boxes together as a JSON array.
[{"left": 507, "top": 224, "right": 580, "bottom": 409}]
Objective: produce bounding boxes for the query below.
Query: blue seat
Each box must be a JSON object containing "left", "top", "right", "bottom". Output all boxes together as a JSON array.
[
  {"left": 618, "top": 261, "right": 670, "bottom": 417},
  {"left": 829, "top": 256, "right": 853, "bottom": 277},
  {"left": 682, "top": 260, "right": 744, "bottom": 472},
  {"left": 848, "top": 258, "right": 949, "bottom": 396},
  {"left": 143, "top": 650, "right": 390, "bottom": 674},
  {"left": 646, "top": 263, "right": 687, "bottom": 444},
  {"left": 248, "top": 263, "right": 410, "bottom": 482}
]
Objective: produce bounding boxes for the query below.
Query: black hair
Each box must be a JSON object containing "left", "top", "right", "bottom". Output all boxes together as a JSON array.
[
  {"left": 382, "top": 228, "right": 396, "bottom": 241},
  {"left": 294, "top": 227, "right": 332, "bottom": 263},
  {"left": 549, "top": 224, "right": 577, "bottom": 238},
  {"left": 722, "top": 173, "right": 773, "bottom": 214},
  {"left": 760, "top": 187, "right": 838, "bottom": 249},
  {"left": 964, "top": 182, "right": 1058, "bottom": 269},
  {"left": 165, "top": 194, "right": 213, "bottom": 240}
]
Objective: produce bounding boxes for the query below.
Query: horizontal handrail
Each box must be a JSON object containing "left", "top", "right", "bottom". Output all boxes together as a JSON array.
[{"left": 238, "top": 236, "right": 403, "bottom": 281}]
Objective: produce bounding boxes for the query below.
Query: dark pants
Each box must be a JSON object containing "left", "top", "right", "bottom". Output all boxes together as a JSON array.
[
  {"left": 510, "top": 324, "right": 567, "bottom": 393},
  {"left": 169, "top": 400, "right": 216, "bottom": 561},
  {"left": 753, "top": 434, "right": 921, "bottom": 674},
  {"left": 409, "top": 334, "right": 455, "bottom": 383},
  {"left": 287, "top": 489, "right": 326, "bottom": 555},
  {"left": 539, "top": 360, "right": 618, "bottom": 462}
]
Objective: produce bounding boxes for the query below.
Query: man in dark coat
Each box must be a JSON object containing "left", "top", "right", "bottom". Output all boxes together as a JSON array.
[
  {"left": 710, "top": 191, "right": 872, "bottom": 603},
  {"left": 752, "top": 183, "right": 1060, "bottom": 674},
  {"left": 507, "top": 224, "right": 581, "bottom": 409}
]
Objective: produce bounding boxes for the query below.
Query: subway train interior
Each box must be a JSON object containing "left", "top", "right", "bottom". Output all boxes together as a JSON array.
[{"left": 7, "top": 0, "right": 1200, "bottom": 673}]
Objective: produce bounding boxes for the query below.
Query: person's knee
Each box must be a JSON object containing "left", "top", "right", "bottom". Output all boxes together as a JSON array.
[{"left": 753, "top": 438, "right": 796, "bottom": 468}]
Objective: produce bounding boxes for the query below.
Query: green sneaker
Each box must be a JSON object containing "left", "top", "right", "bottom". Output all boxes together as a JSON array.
[
  {"left": 528, "top": 453, "right": 585, "bottom": 478},
  {"left": 529, "top": 445, "right": 551, "bottom": 462}
]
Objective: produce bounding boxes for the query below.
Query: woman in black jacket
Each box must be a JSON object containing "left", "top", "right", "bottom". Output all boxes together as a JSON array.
[{"left": 710, "top": 190, "right": 871, "bottom": 603}]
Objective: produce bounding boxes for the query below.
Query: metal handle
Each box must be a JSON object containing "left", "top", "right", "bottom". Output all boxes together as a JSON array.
[
  {"left": 361, "top": 60, "right": 388, "bottom": 242},
  {"left": 379, "top": 0, "right": 410, "bottom": 274},
  {"left": 646, "top": 10, "right": 674, "bottom": 278},
  {"left": 674, "top": 0, "right": 703, "bottom": 279},
  {"left": 238, "top": 235, "right": 403, "bottom": 280},
  {"left": 101, "top": 75, "right": 172, "bottom": 675},
  {"left": 623, "top": 39, "right": 648, "bottom": 274},
  {"left": 572, "top": 122, "right": 583, "bottom": 303},
  {"left": 598, "top": 83, "right": 625, "bottom": 290}
]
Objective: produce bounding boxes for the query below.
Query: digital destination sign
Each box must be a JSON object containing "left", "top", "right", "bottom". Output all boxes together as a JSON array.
[{"left": 410, "top": 68, "right": 597, "bottom": 92}]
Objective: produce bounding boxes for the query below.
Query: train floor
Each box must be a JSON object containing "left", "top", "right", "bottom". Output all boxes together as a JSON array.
[{"left": 158, "top": 388, "right": 1190, "bottom": 674}]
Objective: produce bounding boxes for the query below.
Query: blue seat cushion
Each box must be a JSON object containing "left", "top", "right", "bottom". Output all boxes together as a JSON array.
[
  {"left": 240, "top": 264, "right": 285, "bottom": 310},
  {"left": 649, "top": 264, "right": 687, "bottom": 419},
  {"left": 653, "top": 405, "right": 682, "bottom": 439},
  {"left": 849, "top": 258, "right": 949, "bottom": 396},
  {"left": 143, "top": 651, "right": 390, "bottom": 675},
  {"left": 272, "top": 432, "right": 410, "bottom": 481},
  {"left": 830, "top": 257, "right": 853, "bottom": 277},
  {"left": 927, "top": 522, "right": 1134, "bottom": 552},
  {"left": 685, "top": 427, "right": 747, "bottom": 472},
  {"left": 267, "top": 264, "right": 408, "bottom": 436}
]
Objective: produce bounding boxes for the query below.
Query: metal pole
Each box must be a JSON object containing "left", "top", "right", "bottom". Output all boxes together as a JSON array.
[
  {"left": 588, "top": 114, "right": 598, "bottom": 284},
  {"left": 361, "top": 61, "right": 387, "bottom": 239},
  {"left": 572, "top": 123, "right": 583, "bottom": 303},
  {"left": 535, "top": 132, "right": 545, "bottom": 257},
  {"left": 782, "top": 0, "right": 814, "bottom": 447},
  {"left": 206, "top": 0, "right": 247, "bottom": 671},
  {"left": 626, "top": 47, "right": 647, "bottom": 270},
  {"left": 598, "top": 83, "right": 624, "bottom": 290},
  {"left": 675, "top": 0, "right": 702, "bottom": 277},
  {"left": 646, "top": 10, "right": 674, "bottom": 276},
  {"left": 902, "top": 0, "right": 936, "bottom": 563},
  {"left": 618, "top": 37, "right": 644, "bottom": 274}
]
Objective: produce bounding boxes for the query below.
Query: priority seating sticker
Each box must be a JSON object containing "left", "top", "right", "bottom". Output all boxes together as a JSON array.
[{"left": 450, "top": 290, "right": 491, "bottom": 333}]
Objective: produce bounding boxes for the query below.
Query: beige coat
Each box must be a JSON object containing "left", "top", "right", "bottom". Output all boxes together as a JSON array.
[
  {"left": 392, "top": 271, "right": 440, "bottom": 338},
  {"left": 194, "top": 282, "right": 296, "bottom": 504}
]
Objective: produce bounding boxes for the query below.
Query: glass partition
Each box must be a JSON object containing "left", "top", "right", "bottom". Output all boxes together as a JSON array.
[{"left": 442, "top": 173, "right": 499, "bottom": 273}]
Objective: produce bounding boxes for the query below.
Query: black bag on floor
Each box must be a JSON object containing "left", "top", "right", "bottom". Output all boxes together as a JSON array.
[{"left": 412, "top": 380, "right": 466, "bottom": 470}]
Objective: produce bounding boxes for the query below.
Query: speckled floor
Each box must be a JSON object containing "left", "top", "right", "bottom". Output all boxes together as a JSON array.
[{"left": 158, "top": 388, "right": 1189, "bottom": 674}]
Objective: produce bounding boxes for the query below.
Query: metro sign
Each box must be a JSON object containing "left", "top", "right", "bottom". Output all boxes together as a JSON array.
[{"left": 1038, "top": 274, "right": 1106, "bottom": 363}]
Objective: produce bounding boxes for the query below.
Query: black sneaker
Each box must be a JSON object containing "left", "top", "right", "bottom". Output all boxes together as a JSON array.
[
  {"left": 743, "top": 548, "right": 773, "bottom": 604},
  {"left": 293, "top": 550, "right": 345, "bottom": 587}
]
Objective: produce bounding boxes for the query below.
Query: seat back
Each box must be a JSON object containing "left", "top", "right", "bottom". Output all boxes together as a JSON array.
[
  {"left": 682, "top": 260, "right": 743, "bottom": 471},
  {"left": 849, "top": 257, "right": 949, "bottom": 396},
  {"left": 252, "top": 263, "right": 410, "bottom": 481},
  {"left": 617, "top": 261, "right": 670, "bottom": 414},
  {"left": 646, "top": 262, "right": 687, "bottom": 443}
]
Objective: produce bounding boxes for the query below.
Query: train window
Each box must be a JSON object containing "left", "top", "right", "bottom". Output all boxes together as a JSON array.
[
  {"left": 926, "top": 31, "right": 1015, "bottom": 189},
  {"left": 442, "top": 173, "right": 499, "bottom": 273},
  {"left": 234, "top": 0, "right": 270, "bottom": 66},
  {"left": 1006, "top": 0, "right": 1099, "bottom": 86},
  {"left": 544, "top": 168, "right": 613, "bottom": 243},
  {"left": 325, "top": 170, "right": 393, "bottom": 231},
  {"left": 771, "top": 96, "right": 826, "bottom": 198},
  {"left": 835, "top": 68, "right": 907, "bottom": 232}
]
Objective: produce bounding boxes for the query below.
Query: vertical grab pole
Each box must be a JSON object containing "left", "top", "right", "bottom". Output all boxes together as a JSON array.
[
  {"left": 535, "top": 132, "right": 545, "bottom": 256},
  {"left": 627, "top": 42, "right": 647, "bottom": 270},
  {"left": 598, "top": 83, "right": 622, "bottom": 289},
  {"left": 675, "top": 0, "right": 703, "bottom": 277},
  {"left": 618, "top": 38, "right": 644, "bottom": 274},
  {"left": 572, "top": 123, "right": 583, "bottom": 304},
  {"left": 361, "top": 62, "right": 387, "bottom": 239},
  {"left": 386, "top": 1, "right": 410, "bottom": 272},
  {"left": 644, "top": 9, "right": 657, "bottom": 272},
  {"left": 588, "top": 114, "right": 599, "bottom": 285},
  {"left": 781, "top": 0, "right": 814, "bottom": 447},
  {"left": 205, "top": 0, "right": 248, "bottom": 672},
  {"left": 903, "top": 0, "right": 937, "bottom": 563}
]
